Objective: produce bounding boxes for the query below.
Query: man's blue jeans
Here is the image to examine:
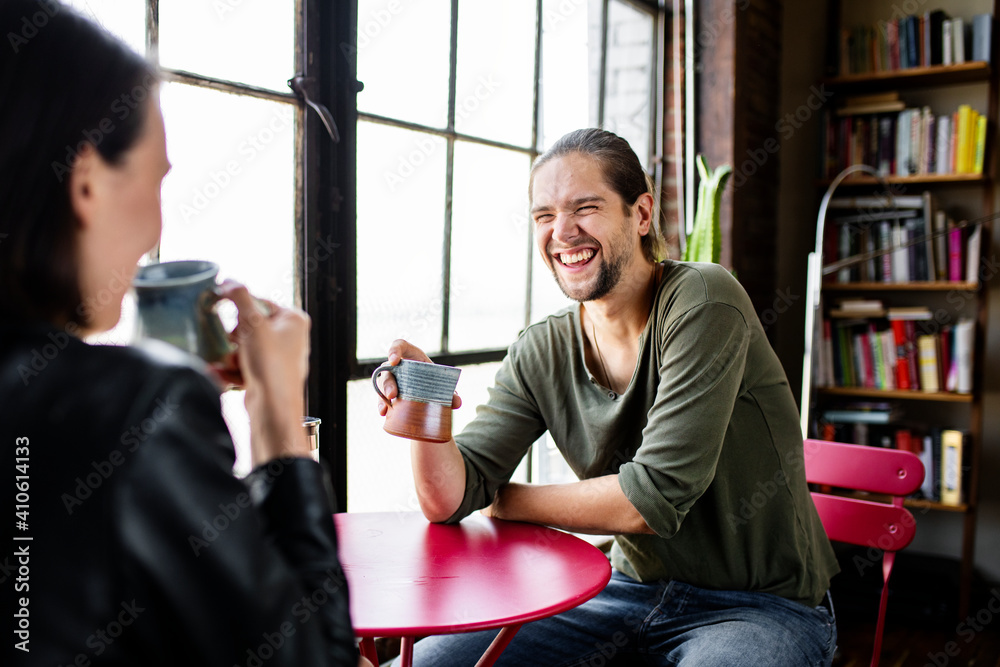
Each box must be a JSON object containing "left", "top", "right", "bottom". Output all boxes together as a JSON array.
[{"left": 396, "top": 570, "right": 837, "bottom": 666}]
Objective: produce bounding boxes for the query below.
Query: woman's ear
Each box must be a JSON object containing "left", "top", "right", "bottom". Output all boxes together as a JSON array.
[{"left": 68, "top": 143, "right": 101, "bottom": 229}]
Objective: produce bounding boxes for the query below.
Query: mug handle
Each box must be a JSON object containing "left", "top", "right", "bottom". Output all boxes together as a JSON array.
[{"left": 372, "top": 363, "right": 396, "bottom": 404}]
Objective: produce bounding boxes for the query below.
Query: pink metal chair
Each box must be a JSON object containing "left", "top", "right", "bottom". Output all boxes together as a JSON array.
[{"left": 802, "top": 439, "right": 925, "bottom": 667}]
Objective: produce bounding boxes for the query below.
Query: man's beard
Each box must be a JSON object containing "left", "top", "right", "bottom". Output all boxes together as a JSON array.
[{"left": 550, "top": 228, "right": 632, "bottom": 303}]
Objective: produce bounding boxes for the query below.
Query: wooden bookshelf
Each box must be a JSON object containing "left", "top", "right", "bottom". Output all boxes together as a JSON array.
[
  {"left": 824, "top": 61, "right": 992, "bottom": 89},
  {"left": 831, "top": 490, "right": 970, "bottom": 513},
  {"left": 822, "top": 281, "right": 980, "bottom": 291},
  {"left": 817, "top": 173, "right": 989, "bottom": 186},
  {"left": 805, "top": 0, "right": 998, "bottom": 620},
  {"left": 816, "top": 386, "right": 974, "bottom": 403}
]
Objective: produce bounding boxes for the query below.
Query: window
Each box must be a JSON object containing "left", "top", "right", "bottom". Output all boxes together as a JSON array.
[
  {"left": 68, "top": 0, "right": 303, "bottom": 476},
  {"left": 348, "top": 0, "right": 664, "bottom": 512},
  {"left": 63, "top": 1, "right": 668, "bottom": 508}
]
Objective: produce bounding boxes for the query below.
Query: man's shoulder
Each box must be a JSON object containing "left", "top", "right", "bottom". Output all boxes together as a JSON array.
[
  {"left": 517, "top": 304, "right": 576, "bottom": 340},
  {"left": 660, "top": 260, "right": 749, "bottom": 309},
  {"left": 506, "top": 305, "right": 577, "bottom": 362}
]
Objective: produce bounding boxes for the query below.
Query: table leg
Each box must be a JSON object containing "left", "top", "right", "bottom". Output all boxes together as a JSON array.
[
  {"left": 359, "top": 637, "right": 379, "bottom": 665},
  {"left": 399, "top": 636, "right": 415, "bottom": 667},
  {"left": 474, "top": 624, "right": 523, "bottom": 667}
]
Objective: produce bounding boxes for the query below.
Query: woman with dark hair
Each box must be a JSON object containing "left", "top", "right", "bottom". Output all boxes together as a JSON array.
[{"left": 1, "top": 2, "right": 362, "bottom": 665}]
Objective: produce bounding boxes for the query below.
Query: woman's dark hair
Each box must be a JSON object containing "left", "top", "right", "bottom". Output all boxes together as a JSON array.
[
  {"left": 529, "top": 128, "right": 665, "bottom": 262},
  {"left": 0, "top": 0, "right": 157, "bottom": 327}
]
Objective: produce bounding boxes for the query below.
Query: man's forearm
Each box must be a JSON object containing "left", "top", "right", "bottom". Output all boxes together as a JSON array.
[
  {"left": 484, "top": 474, "right": 655, "bottom": 535},
  {"left": 410, "top": 438, "right": 467, "bottom": 522}
]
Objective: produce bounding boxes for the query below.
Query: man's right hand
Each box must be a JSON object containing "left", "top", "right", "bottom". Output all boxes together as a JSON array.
[
  {"left": 374, "top": 339, "right": 462, "bottom": 417},
  {"left": 376, "top": 339, "right": 467, "bottom": 522}
]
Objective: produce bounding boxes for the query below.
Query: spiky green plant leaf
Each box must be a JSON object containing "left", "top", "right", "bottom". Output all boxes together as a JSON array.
[{"left": 683, "top": 154, "right": 732, "bottom": 264}]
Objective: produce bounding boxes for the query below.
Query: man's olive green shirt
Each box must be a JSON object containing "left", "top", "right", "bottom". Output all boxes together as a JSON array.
[{"left": 448, "top": 260, "right": 839, "bottom": 607}]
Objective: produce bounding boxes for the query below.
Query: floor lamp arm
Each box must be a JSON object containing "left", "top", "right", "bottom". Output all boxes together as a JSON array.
[{"left": 800, "top": 165, "right": 893, "bottom": 437}]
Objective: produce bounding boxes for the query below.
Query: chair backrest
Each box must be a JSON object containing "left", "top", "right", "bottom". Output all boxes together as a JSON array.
[{"left": 802, "top": 439, "right": 925, "bottom": 667}]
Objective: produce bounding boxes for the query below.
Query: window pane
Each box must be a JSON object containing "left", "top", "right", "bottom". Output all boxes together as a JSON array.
[
  {"left": 158, "top": 83, "right": 297, "bottom": 476},
  {"left": 158, "top": 84, "right": 296, "bottom": 305},
  {"left": 63, "top": 0, "right": 145, "bottom": 54},
  {"left": 356, "top": 0, "right": 450, "bottom": 129},
  {"left": 532, "top": 432, "right": 578, "bottom": 484},
  {"left": 539, "top": 0, "right": 600, "bottom": 149},
  {"left": 347, "top": 361, "right": 526, "bottom": 512},
  {"left": 603, "top": 1, "right": 654, "bottom": 170},
  {"left": 449, "top": 142, "right": 531, "bottom": 352},
  {"left": 158, "top": 0, "right": 295, "bottom": 92},
  {"left": 454, "top": 0, "right": 535, "bottom": 147},
  {"left": 356, "top": 122, "right": 447, "bottom": 360}
]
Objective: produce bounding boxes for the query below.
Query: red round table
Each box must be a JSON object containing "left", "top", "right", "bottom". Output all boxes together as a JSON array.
[{"left": 334, "top": 511, "right": 612, "bottom": 667}]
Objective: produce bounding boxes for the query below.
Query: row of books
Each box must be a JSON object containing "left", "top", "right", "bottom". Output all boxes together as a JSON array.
[
  {"left": 821, "top": 97, "right": 987, "bottom": 179},
  {"left": 823, "top": 192, "right": 983, "bottom": 284},
  {"left": 815, "top": 310, "right": 975, "bottom": 394},
  {"left": 838, "top": 10, "right": 992, "bottom": 75},
  {"left": 815, "top": 414, "right": 971, "bottom": 506}
]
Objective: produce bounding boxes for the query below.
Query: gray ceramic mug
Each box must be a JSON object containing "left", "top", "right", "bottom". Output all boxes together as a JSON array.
[
  {"left": 372, "top": 359, "right": 461, "bottom": 442},
  {"left": 131, "top": 260, "right": 234, "bottom": 363}
]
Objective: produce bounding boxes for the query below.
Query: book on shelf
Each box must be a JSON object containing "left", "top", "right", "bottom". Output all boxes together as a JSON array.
[
  {"left": 940, "top": 429, "right": 971, "bottom": 506},
  {"left": 823, "top": 191, "right": 977, "bottom": 285},
  {"left": 829, "top": 298, "right": 885, "bottom": 318},
  {"left": 821, "top": 102, "right": 986, "bottom": 179},
  {"left": 917, "top": 334, "right": 940, "bottom": 392},
  {"left": 891, "top": 319, "right": 912, "bottom": 389},
  {"left": 953, "top": 317, "right": 975, "bottom": 394},
  {"left": 972, "top": 13, "right": 992, "bottom": 63},
  {"left": 837, "top": 92, "right": 906, "bottom": 116},
  {"left": 822, "top": 312, "right": 970, "bottom": 394},
  {"left": 943, "top": 18, "right": 954, "bottom": 65},
  {"left": 938, "top": 324, "right": 952, "bottom": 392},
  {"left": 965, "top": 223, "right": 982, "bottom": 283},
  {"left": 921, "top": 191, "right": 937, "bottom": 281},
  {"left": 933, "top": 210, "right": 949, "bottom": 280},
  {"left": 953, "top": 17, "right": 966, "bottom": 64},
  {"left": 821, "top": 401, "right": 901, "bottom": 424},
  {"left": 905, "top": 320, "right": 921, "bottom": 390},
  {"left": 920, "top": 429, "right": 937, "bottom": 499},
  {"left": 948, "top": 220, "right": 964, "bottom": 280},
  {"left": 887, "top": 306, "right": 933, "bottom": 320},
  {"left": 821, "top": 318, "right": 902, "bottom": 391},
  {"left": 892, "top": 220, "right": 911, "bottom": 282},
  {"left": 927, "top": 9, "right": 948, "bottom": 65},
  {"left": 839, "top": 11, "right": 988, "bottom": 75}
]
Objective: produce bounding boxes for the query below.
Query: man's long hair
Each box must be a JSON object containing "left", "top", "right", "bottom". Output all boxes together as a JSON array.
[{"left": 529, "top": 128, "right": 665, "bottom": 262}]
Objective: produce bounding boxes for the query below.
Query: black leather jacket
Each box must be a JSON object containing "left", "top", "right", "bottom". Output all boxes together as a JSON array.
[{"left": 2, "top": 323, "right": 357, "bottom": 666}]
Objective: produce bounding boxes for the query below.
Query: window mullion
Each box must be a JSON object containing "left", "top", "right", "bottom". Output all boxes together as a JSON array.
[
  {"left": 598, "top": 0, "right": 610, "bottom": 127},
  {"left": 441, "top": 0, "right": 460, "bottom": 354},
  {"left": 146, "top": 0, "right": 160, "bottom": 264},
  {"left": 524, "top": 0, "right": 544, "bottom": 330},
  {"left": 146, "top": 0, "right": 158, "bottom": 62}
]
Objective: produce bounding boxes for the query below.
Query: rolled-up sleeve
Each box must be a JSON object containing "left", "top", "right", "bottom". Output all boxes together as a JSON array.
[{"left": 618, "top": 301, "right": 750, "bottom": 538}]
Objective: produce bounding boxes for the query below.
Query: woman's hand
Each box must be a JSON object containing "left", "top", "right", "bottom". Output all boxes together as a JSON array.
[
  {"left": 374, "top": 339, "right": 462, "bottom": 417},
  {"left": 218, "top": 280, "right": 312, "bottom": 465}
]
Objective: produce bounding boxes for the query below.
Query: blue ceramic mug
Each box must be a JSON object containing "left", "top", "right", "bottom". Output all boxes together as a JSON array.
[
  {"left": 372, "top": 359, "right": 461, "bottom": 442},
  {"left": 131, "top": 260, "right": 233, "bottom": 363}
]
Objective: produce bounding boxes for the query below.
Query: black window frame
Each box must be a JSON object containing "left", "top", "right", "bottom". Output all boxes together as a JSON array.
[{"left": 319, "top": 0, "right": 667, "bottom": 508}]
